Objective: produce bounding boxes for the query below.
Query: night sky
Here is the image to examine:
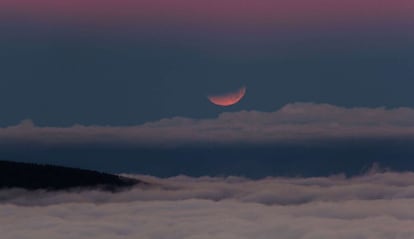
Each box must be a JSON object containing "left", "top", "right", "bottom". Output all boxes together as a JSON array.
[
  {"left": 1, "top": 0, "right": 414, "bottom": 177},
  {"left": 1, "top": 0, "right": 414, "bottom": 127}
]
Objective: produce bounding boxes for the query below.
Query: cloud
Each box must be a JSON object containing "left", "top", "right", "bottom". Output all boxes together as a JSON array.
[
  {"left": 2, "top": 171, "right": 414, "bottom": 238},
  {"left": 2, "top": 103, "right": 414, "bottom": 147}
]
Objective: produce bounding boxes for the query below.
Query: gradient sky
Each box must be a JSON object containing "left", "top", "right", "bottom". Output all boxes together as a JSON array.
[{"left": 1, "top": 0, "right": 414, "bottom": 127}]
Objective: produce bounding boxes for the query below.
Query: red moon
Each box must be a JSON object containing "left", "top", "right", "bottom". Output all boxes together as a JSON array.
[{"left": 208, "top": 86, "right": 246, "bottom": 107}]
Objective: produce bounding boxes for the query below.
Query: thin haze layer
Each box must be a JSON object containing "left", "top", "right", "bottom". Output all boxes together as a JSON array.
[{"left": 1, "top": 0, "right": 414, "bottom": 30}]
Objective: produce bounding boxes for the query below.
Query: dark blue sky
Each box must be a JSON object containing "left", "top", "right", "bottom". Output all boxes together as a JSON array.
[
  {"left": 1, "top": 22, "right": 414, "bottom": 127},
  {"left": 1, "top": 0, "right": 414, "bottom": 127},
  {"left": 1, "top": 0, "right": 414, "bottom": 177}
]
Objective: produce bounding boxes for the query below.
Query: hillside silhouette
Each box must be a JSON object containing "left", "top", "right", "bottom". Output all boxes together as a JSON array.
[{"left": 0, "top": 160, "right": 141, "bottom": 191}]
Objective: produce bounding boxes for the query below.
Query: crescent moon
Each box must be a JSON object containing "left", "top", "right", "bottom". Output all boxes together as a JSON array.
[{"left": 208, "top": 86, "right": 246, "bottom": 107}]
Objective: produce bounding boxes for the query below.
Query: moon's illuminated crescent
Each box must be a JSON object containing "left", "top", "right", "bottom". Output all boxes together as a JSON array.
[{"left": 208, "top": 86, "right": 246, "bottom": 107}]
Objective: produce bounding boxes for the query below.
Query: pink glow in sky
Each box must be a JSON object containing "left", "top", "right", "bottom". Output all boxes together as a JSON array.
[{"left": 1, "top": 0, "right": 414, "bottom": 29}]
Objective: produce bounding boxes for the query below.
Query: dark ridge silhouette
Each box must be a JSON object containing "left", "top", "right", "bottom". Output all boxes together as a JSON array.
[{"left": 0, "top": 160, "right": 142, "bottom": 191}]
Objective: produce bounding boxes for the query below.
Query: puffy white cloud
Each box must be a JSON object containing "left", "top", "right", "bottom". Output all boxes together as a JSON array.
[
  {"left": 2, "top": 103, "right": 414, "bottom": 146},
  {"left": 2, "top": 171, "right": 414, "bottom": 238}
]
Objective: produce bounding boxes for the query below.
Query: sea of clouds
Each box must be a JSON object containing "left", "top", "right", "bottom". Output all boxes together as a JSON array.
[{"left": 2, "top": 170, "right": 414, "bottom": 238}]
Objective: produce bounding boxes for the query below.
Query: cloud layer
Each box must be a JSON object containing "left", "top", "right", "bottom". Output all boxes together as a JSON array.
[
  {"left": 2, "top": 103, "right": 414, "bottom": 147},
  {"left": 2, "top": 171, "right": 414, "bottom": 238}
]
